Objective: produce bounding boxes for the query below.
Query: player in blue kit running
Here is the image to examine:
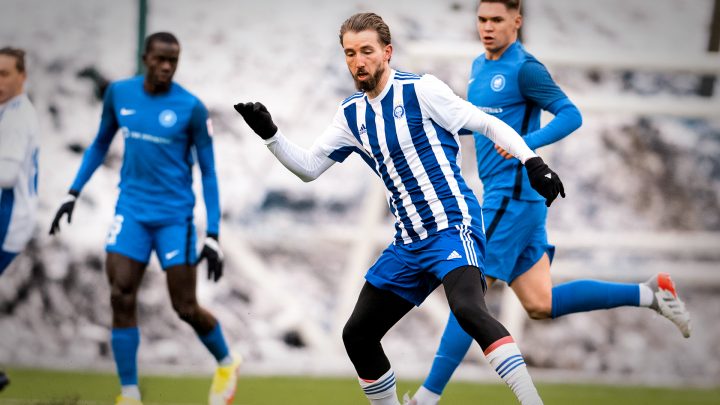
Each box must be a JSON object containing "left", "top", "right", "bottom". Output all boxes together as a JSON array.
[
  {"left": 407, "top": 2, "right": 692, "bottom": 404},
  {"left": 234, "top": 12, "right": 566, "bottom": 405},
  {"left": 49, "top": 32, "right": 239, "bottom": 405}
]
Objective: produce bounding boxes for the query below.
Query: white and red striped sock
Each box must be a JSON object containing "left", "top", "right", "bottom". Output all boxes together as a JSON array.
[{"left": 485, "top": 336, "right": 543, "bottom": 405}]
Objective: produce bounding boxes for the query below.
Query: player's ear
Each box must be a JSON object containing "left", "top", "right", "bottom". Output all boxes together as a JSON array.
[
  {"left": 384, "top": 43, "right": 393, "bottom": 63},
  {"left": 515, "top": 13, "right": 523, "bottom": 30}
]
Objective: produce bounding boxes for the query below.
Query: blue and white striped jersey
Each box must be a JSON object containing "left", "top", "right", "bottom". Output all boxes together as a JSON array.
[
  {"left": 0, "top": 93, "right": 39, "bottom": 252},
  {"left": 315, "top": 70, "right": 483, "bottom": 244}
]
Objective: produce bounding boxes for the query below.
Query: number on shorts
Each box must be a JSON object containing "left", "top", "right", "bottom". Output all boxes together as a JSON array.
[{"left": 107, "top": 214, "right": 124, "bottom": 245}]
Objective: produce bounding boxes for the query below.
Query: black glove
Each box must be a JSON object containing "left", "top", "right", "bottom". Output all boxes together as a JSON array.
[
  {"left": 196, "top": 233, "right": 224, "bottom": 282},
  {"left": 524, "top": 156, "right": 565, "bottom": 207},
  {"left": 233, "top": 102, "right": 278, "bottom": 139},
  {"left": 49, "top": 190, "right": 79, "bottom": 235}
]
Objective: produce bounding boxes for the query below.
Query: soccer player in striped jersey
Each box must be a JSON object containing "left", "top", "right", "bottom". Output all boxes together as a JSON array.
[
  {"left": 235, "top": 12, "right": 565, "bottom": 405},
  {"left": 408, "top": 1, "right": 692, "bottom": 404},
  {"left": 48, "top": 33, "right": 239, "bottom": 405},
  {"left": 0, "top": 46, "right": 39, "bottom": 392}
]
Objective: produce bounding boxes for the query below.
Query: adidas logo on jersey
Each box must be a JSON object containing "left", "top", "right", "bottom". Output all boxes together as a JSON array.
[
  {"left": 359, "top": 124, "right": 367, "bottom": 135},
  {"left": 446, "top": 251, "right": 462, "bottom": 260},
  {"left": 545, "top": 173, "right": 552, "bottom": 179}
]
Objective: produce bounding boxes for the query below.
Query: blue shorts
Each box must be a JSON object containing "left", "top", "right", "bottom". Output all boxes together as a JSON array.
[
  {"left": 105, "top": 209, "right": 197, "bottom": 269},
  {"left": 482, "top": 195, "right": 555, "bottom": 284},
  {"left": 366, "top": 225, "right": 486, "bottom": 306}
]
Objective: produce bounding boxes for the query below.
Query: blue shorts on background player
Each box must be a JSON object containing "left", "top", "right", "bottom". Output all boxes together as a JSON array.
[
  {"left": 49, "top": 32, "right": 240, "bottom": 405},
  {"left": 408, "top": 2, "right": 691, "bottom": 405}
]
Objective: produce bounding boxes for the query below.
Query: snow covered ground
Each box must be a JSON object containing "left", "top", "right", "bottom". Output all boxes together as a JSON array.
[{"left": 1, "top": 0, "right": 719, "bottom": 387}]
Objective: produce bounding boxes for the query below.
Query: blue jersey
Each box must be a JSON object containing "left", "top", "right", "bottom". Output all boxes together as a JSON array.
[
  {"left": 467, "top": 41, "right": 581, "bottom": 201},
  {"left": 70, "top": 76, "right": 220, "bottom": 233},
  {"left": 315, "top": 70, "right": 483, "bottom": 244}
]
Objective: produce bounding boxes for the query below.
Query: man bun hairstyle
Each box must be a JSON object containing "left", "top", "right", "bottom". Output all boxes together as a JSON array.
[
  {"left": 0, "top": 47, "right": 26, "bottom": 73},
  {"left": 339, "top": 12, "right": 392, "bottom": 47}
]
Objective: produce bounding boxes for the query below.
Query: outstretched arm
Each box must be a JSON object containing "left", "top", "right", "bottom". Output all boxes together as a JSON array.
[
  {"left": 463, "top": 110, "right": 537, "bottom": 163},
  {"left": 417, "top": 74, "right": 565, "bottom": 206},
  {"left": 234, "top": 102, "right": 335, "bottom": 182},
  {"left": 263, "top": 131, "right": 336, "bottom": 182},
  {"left": 461, "top": 101, "right": 565, "bottom": 207}
]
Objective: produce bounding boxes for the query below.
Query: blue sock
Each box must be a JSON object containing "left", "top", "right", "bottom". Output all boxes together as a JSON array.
[
  {"left": 551, "top": 280, "right": 640, "bottom": 318},
  {"left": 198, "top": 322, "right": 230, "bottom": 362},
  {"left": 422, "top": 312, "right": 474, "bottom": 395},
  {"left": 111, "top": 327, "right": 140, "bottom": 386}
]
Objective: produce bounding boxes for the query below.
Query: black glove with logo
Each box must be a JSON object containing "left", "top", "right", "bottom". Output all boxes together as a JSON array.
[
  {"left": 196, "top": 233, "right": 224, "bottom": 282},
  {"left": 49, "top": 190, "right": 79, "bottom": 235},
  {"left": 524, "top": 157, "right": 565, "bottom": 207},
  {"left": 233, "top": 102, "right": 278, "bottom": 140}
]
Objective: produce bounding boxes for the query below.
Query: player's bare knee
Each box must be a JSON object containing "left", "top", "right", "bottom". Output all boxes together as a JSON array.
[
  {"left": 172, "top": 300, "right": 200, "bottom": 323},
  {"left": 524, "top": 299, "right": 552, "bottom": 320},
  {"left": 109, "top": 284, "right": 136, "bottom": 313}
]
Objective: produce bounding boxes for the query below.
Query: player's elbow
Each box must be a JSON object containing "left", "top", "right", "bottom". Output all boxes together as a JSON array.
[
  {"left": 566, "top": 104, "right": 583, "bottom": 131},
  {"left": 572, "top": 109, "right": 583, "bottom": 131},
  {"left": 298, "top": 173, "right": 318, "bottom": 183}
]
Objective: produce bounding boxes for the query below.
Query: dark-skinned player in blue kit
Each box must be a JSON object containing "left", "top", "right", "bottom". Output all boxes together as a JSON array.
[
  {"left": 407, "top": 2, "right": 691, "bottom": 404},
  {"left": 49, "top": 32, "right": 240, "bottom": 405}
]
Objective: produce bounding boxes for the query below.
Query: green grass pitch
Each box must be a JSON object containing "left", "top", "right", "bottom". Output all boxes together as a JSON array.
[{"left": 1, "top": 368, "right": 719, "bottom": 404}]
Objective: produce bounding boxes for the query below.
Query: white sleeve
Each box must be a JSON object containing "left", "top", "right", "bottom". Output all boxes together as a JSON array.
[
  {"left": 464, "top": 110, "right": 537, "bottom": 163},
  {"left": 263, "top": 104, "right": 364, "bottom": 182},
  {"left": 0, "top": 107, "right": 30, "bottom": 187},
  {"left": 0, "top": 160, "right": 22, "bottom": 188},
  {"left": 416, "top": 74, "right": 537, "bottom": 164},
  {"left": 263, "top": 130, "right": 336, "bottom": 182}
]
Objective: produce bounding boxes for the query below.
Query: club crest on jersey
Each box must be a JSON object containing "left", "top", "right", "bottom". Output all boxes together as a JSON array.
[
  {"left": 159, "top": 109, "right": 177, "bottom": 128},
  {"left": 393, "top": 105, "right": 405, "bottom": 119},
  {"left": 490, "top": 74, "right": 506, "bottom": 92},
  {"left": 359, "top": 123, "right": 367, "bottom": 135}
]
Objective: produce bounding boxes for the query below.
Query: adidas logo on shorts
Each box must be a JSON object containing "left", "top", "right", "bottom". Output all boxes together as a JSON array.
[{"left": 446, "top": 250, "right": 462, "bottom": 260}]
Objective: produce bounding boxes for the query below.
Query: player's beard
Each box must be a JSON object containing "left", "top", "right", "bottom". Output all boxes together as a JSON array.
[{"left": 353, "top": 65, "right": 385, "bottom": 93}]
